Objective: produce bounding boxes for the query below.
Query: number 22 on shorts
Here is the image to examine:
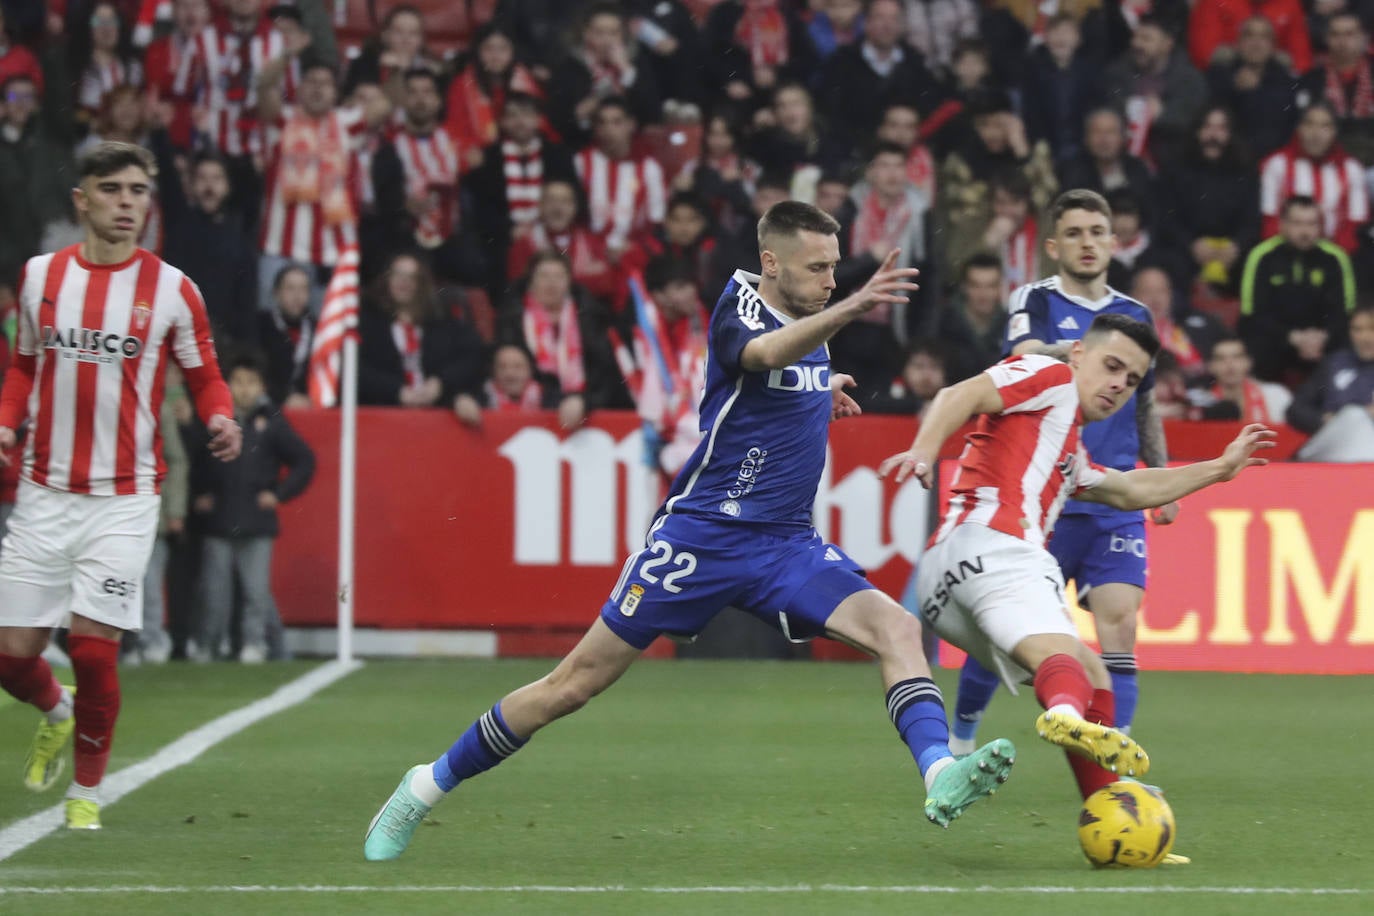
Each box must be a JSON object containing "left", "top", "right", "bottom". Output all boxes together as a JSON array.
[{"left": 620, "top": 540, "right": 698, "bottom": 617}]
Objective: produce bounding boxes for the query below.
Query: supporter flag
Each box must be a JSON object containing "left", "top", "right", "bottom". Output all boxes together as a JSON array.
[{"left": 308, "top": 247, "right": 361, "bottom": 408}]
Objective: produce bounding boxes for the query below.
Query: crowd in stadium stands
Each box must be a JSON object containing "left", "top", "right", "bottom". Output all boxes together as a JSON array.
[{"left": 4, "top": 0, "right": 1374, "bottom": 657}]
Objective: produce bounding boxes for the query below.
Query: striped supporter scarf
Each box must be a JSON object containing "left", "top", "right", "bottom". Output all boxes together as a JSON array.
[{"left": 523, "top": 296, "right": 586, "bottom": 395}]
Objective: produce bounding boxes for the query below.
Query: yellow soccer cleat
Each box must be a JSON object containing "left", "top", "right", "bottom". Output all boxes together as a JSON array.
[
  {"left": 65, "top": 798, "right": 102, "bottom": 830},
  {"left": 1036, "top": 710, "right": 1150, "bottom": 777},
  {"left": 23, "top": 687, "right": 76, "bottom": 792}
]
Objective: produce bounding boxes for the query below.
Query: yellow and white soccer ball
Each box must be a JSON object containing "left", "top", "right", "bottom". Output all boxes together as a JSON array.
[{"left": 1077, "top": 781, "right": 1176, "bottom": 868}]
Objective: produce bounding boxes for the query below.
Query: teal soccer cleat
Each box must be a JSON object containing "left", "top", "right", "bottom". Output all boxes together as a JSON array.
[
  {"left": 364, "top": 766, "right": 433, "bottom": 861},
  {"left": 924, "top": 738, "right": 1016, "bottom": 828}
]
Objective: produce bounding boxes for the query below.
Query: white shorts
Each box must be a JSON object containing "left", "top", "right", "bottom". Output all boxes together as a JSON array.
[
  {"left": 0, "top": 480, "right": 160, "bottom": 631},
  {"left": 916, "top": 524, "right": 1078, "bottom": 688}
]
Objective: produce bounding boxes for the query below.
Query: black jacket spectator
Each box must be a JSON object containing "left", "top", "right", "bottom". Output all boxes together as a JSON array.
[
  {"left": 190, "top": 401, "right": 315, "bottom": 539},
  {"left": 702, "top": 1, "right": 817, "bottom": 106},
  {"left": 1207, "top": 57, "right": 1299, "bottom": 160},
  {"left": 816, "top": 42, "right": 946, "bottom": 145},
  {"left": 1239, "top": 235, "right": 1357, "bottom": 382},
  {"left": 256, "top": 310, "right": 314, "bottom": 406},
  {"left": 356, "top": 305, "right": 487, "bottom": 407},
  {"left": 1286, "top": 347, "right": 1374, "bottom": 432},
  {"left": 1020, "top": 44, "right": 1103, "bottom": 163}
]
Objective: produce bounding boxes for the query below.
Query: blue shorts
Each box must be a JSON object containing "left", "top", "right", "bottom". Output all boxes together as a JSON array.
[
  {"left": 1048, "top": 514, "right": 1148, "bottom": 607},
  {"left": 599, "top": 514, "right": 875, "bottom": 650}
]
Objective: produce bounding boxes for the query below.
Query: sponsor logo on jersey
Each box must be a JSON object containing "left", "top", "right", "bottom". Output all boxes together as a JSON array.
[
  {"left": 719, "top": 499, "right": 741, "bottom": 517},
  {"left": 824, "top": 546, "right": 841, "bottom": 561},
  {"left": 42, "top": 326, "right": 145, "bottom": 362},
  {"left": 1057, "top": 315, "right": 1080, "bottom": 330},
  {"left": 767, "top": 364, "right": 829, "bottom": 392},
  {"left": 619, "top": 583, "right": 644, "bottom": 617},
  {"left": 727, "top": 447, "right": 767, "bottom": 500}
]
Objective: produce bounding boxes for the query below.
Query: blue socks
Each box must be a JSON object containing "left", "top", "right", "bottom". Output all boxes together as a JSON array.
[
  {"left": 431, "top": 703, "right": 528, "bottom": 792},
  {"left": 886, "top": 677, "right": 952, "bottom": 777},
  {"left": 952, "top": 656, "right": 1001, "bottom": 742},
  {"left": 1101, "top": 653, "right": 1138, "bottom": 733}
]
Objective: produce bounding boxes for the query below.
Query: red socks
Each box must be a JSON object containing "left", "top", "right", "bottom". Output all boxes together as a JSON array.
[
  {"left": 1035, "top": 655, "right": 1120, "bottom": 800},
  {"left": 68, "top": 635, "right": 122, "bottom": 789},
  {"left": 0, "top": 652, "right": 63, "bottom": 711}
]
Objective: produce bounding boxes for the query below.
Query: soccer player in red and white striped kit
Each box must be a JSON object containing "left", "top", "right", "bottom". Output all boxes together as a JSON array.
[{"left": 0, "top": 141, "right": 242, "bottom": 830}]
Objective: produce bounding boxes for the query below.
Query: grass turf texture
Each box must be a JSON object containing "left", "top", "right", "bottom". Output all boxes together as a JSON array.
[{"left": 1, "top": 659, "right": 1370, "bottom": 915}]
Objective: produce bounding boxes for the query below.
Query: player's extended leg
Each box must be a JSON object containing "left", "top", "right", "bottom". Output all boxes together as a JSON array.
[
  {"left": 1085, "top": 583, "right": 1143, "bottom": 734},
  {"left": 364, "top": 618, "right": 643, "bottom": 861},
  {"left": 824, "top": 591, "right": 1015, "bottom": 828},
  {"left": 948, "top": 655, "right": 1002, "bottom": 756},
  {"left": 64, "top": 614, "right": 123, "bottom": 830},
  {"left": 0, "top": 626, "right": 76, "bottom": 793},
  {"left": 1011, "top": 634, "right": 1148, "bottom": 795}
]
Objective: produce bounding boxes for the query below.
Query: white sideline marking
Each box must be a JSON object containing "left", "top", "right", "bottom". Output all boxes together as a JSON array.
[
  {"left": 0, "top": 660, "right": 361, "bottom": 862},
  {"left": 0, "top": 885, "right": 1369, "bottom": 896}
]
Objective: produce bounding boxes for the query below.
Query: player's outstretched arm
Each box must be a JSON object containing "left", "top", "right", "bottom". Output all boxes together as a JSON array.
[
  {"left": 1079, "top": 423, "right": 1277, "bottom": 510},
  {"left": 739, "top": 249, "right": 918, "bottom": 372},
  {"left": 878, "top": 373, "right": 1003, "bottom": 488}
]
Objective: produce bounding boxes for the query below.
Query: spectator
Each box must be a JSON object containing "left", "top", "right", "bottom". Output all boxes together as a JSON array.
[
  {"left": 142, "top": 0, "right": 211, "bottom": 148},
  {"left": 0, "top": 73, "right": 75, "bottom": 288},
  {"left": 946, "top": 38, "right": 995, "bottom": 97},
  {"left": 944, "top": 167, "right": 1044, "bottom": 299},
  {"left": 341, "top": 3, "right": 442, "bottom": 103},
  {"left": 703, "top": 0, "right": 817, "bottom": 111},
  {"left": 545, "top": 2, "right": 661, "bottom": 149},
  {"left": 1205, "top": 15, "right": 1298, "bottom": 160},
  {"left": 1160, "top": 104, "right": 1261, "bottom": 293},
  {"left": 453, "top": 342, "right": 561, "bottom": 426},
  {"left": 1296, "top": 12, "right": 1374, "bottom": 166},
  {"left": 72, "top": 0, "right": 144, "bottom": 126},
  {"left": 1131, "top": 264, "right": 1228, "bottom": 383},
  {"left": 574, "top": 96, "right": 668, "bottom": 261},
  {"left": 810, "top": 0, "right": 865, "bottom": 62},
  {"left": 1189, "top": 0, "right": 1312, "bottom": 73},
  {"left": 0, "top": 6, "right": 43, "bottom": 96},
  {"left": 257, "top": 263, "right": 315, "bottom": 409},
  {"left": 1020, "top": 13, "right": 1103, "bottom": 164},
  {"left": 874, "top": 101, "right": 936, "bottom": 203},
  {"left": 677, "top": 110, "right": 758, "bottom": 231},
  {"left": 637, "top": 191, "right": 719, "bottom": 293},
  {"left": 1103, "top": 16, "right": 1207, "bottom": 166},
  {"left": 815, "top": 169, "right": 854, "bottom": 220},
  {"left": 902, "top": 0, "right": 981, "bottom": 74},
  {"left": 150, "top": 131, "right": 259, "bottom": 344},
  {"left": 747, "top": 82, "right": 849, "bottom": 199},
  {"left": 1105, "top": 188, "right": 1189, "bottom": 291},
  {"left": 921, "top": 252, "right": 1009, "bottom": 382},
  {"left": 77, "top": 83, "right": 153, "bottom": 152},
  {"left": 497, "top": 251, "right": 628, "bottom": 427},
  {"left": 349, "top": 78, "right": 407, "bottom": 284},
  {"left": 357, "top": 252, "right": 487, "bottom": 408},
  {"left": 490, "top": 0, "right": 583, "bottom": 77},
  {"left": 133, "top": 393, "right": 188, "bottom": 665},
  {"left": 627, "top": 0, "right": 708, "bottom": 107},
  {"left": 816, "top": 0, "right": 951, "bottom": 147},
  {"left": 1059, "top": 107, "right": 1156, "bottom": 227},
  {"left": 443, "top": 23, "right": 543, "bottom": 159},
  {"left": 506, "top": 179, "right": 621, "bottom": 306},
  {"left": 865, "top": 339, "right": 948, "bottom": 416},
  {"left": 832, "top": 142, "right": 931, "bottom": 395},
  {"left": 1288, "top": 304, "right": 1374, "bottom": 459},
  {"left": 1240, "top": 195, "right": 1357, "bottom": 383},
  {"left": 467, "top": 92, "right": 578, "bottom": 294},
  {"left": 1260, "top": 101, "right": 1369, "bottom": 252},
  {"left": 939, "top": 91, "right": 1057, "bottom": 287},
  {"left": 1148, "top": 349, "right": 1194, "bottom": 418},
  {"left": 191, "top": 353, "right": 316, "bottom": 663},
  {"left": 1192, "top": 334, "right": 1293, "bottom": 421}
]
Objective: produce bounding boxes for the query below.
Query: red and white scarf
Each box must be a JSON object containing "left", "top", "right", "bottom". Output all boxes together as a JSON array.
[
  {"left": 448, "top": 61, "right": 544, "bottom": 148},
  {"left": 279, "top": 110, "right": 355, "bottom": 227},
  {"left": 503, "top": 140, "right": 544, "bottom": 227},
  {"left": 1158, "top": 317, "right": 1203, "bottom": 376},
  {"left": 392, "top": 125, "right": 463, "bottom": 248},
  {"left": 1125, "top": 94, "right": 1153, "bottom": 161},
  {"left": 1325, "top": 59, "right": 1374, "bottom": 119},
  {"left": 391, "top": 320, "right": 424, "bottom": 388},
  {"left": 485, "top": 377, "right": 544, "bottom": 411},
  {"left": 523, "top": 296, "right": 586, "bottom": 394},
  {"left": 528, "top": 224, "right": 607, "bottom": 281},
  {"left": 905, "top": 145, "right": 936, "bottom": 202},
  {"left": 735, "top": 0, "right": 789, "bottom": 69},
  {"left": 1212, "top": 379, "right": 1276, "bottom": 423},
  {"left": 1000, "top": 214, "right": 1037, "bottom": 302}
]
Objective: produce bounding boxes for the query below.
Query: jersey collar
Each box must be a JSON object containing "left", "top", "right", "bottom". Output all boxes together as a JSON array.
[
  {"left": 1048, "top": 274, "right": 1122, "bottom": 312},
  {"left": 732, "top": 269, "right": 797, "bottom": 325}
]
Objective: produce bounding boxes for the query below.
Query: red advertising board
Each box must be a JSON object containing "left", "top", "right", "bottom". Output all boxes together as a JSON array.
[{"left": 273, "top": 411, "right": 1370, "bottom": 673}]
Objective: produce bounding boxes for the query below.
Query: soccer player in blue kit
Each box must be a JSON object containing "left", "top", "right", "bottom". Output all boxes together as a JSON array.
[
  {"left": 364, "top": 202, "right": 1017, "bottom": 861},
  {"left": 948, "top": 189, "right": 1176, "bottom": 755}
]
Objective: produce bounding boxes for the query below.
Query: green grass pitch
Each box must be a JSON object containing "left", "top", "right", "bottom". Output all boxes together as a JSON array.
[{"left": 1, "top": 658, "right": 1370, "bottom": 915}]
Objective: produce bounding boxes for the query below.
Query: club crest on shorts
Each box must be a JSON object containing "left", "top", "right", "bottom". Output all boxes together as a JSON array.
[
  {"left": 719, "top": 499, "right": 740, "bottom": 517},
  {"left": 620, "top": 584, "right": 645, "bottom": 617}
]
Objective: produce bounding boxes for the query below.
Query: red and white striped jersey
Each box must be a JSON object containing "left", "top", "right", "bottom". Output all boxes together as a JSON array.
[
  {"left": 575, "top": 147, "right": 667, "bottom": 250},
  {"left": 259, "top": 107, "right": 367, "bottom": 267},
  {"left": 173, "top": 23, "right": 298, "bottom": 156},
  {"left": 0, "top": 246, "right": 233, "bottom": 497},
  {"left": 1260, "top": 145, "right": 1369, "bottom": 250},
  {"left": 390, "top": 126, "right": 463, "bottom": 249},
  {"left": 78, "top": 57, "right": 144, "bottom": 115},
  {"left": 931, "top": 355, "right": 1107, "bottom": 549}
]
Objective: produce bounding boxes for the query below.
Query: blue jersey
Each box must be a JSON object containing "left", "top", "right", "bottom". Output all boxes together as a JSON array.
[
  {"left": 660, "top": 270, "right": 832, "bottom": 531},
  {"left": 1005, "top": 276, "right": 1154, "bottom": 518}
]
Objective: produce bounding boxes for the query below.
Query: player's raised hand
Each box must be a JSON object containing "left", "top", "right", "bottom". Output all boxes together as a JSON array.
[
  {"left": 851, "top": 249, "right": 919, "bottom": 312},
  {"left": 830, "top": 373, "right": 861, "bottom": 421},
  {"left": 878, "top": 450, "right": 934, "bottom": 488},
  {"left": 206, "top": 414, "right": 242, "bottom": 462},
  {"left": 0, "top": 426, "right": 15, "bottom": 468},
  {"left": 1216, "top": 423, "right": 1277, "bottom": 480}
]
